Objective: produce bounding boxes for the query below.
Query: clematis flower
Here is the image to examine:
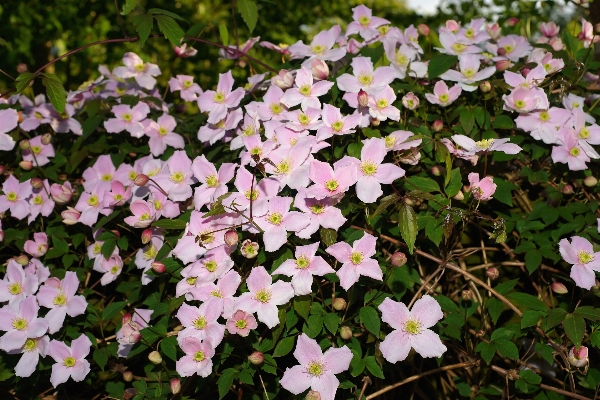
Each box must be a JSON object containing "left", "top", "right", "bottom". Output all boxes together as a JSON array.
[
  {"left": 559, "top": 236, "right": 600, "bottom": 290},
  {"left": 169, "top": 75, "right": 203, "bottom": 102},
  {"left": 176, "top": 302, "right": 226, "bottom": 347},
  {"left": 0, "top": 175, "right": 32, "bottom": 220},
  {"left": 495, "top": 34, "right": 532, "bottom": 61},
  {"left": 367, "top": 85, "right": 400, "bottom": 121},
  {"left": 176, "top": 337, "right": 215, "bottom": 377},
  {"left": 50, "top": 104, "right": 82, "bottom": 135},
  {"left": 263, "top": 139, "right": 312, "bottom": 190},
  {"left": 11, "top": 335, "right": 49, "bottom": 378},
  {"left": 219, "top": 36, "right": 260, "bottom": 59},
  {"left": 515, "top": 107, "right": 570, "bottom": 144},
  {"left": 337, "top": 56, "right": 395, "bottom": 95},
  {"left": 22, "top": 135, "right": 55, "bottom": 167},
  {"left": 294, "top": 188, "right": 347, "bottom": 239},
  {"left": 197, "top": 108, "right": 243, "bottom": 145},
  {"left": 100, "top": 254, "right": 123, "bottom": 286},
  {"left": 253, "top": 196, "right": 309, "bottom": 252},
  {"left": 540, "top": 21, "right": 560, "bottom": 38},
  {"left": 48, "top": 335, "right": 92, "bottom": 387},
  {"left": 113, "top": 52, "right": 161, "bottom": 90},
  {"left": 192, "top": 155, "right": 237, "bottom": 210},
  {"left": 579, "top": 18, "right": 600, "bottom": 48},
  {"left": 74, "top": 191, "right": 111, "bottom": 227},
  {"left": 197, "top": 71, "right": 246, "bottom": 124},
  {"left": 316, "top": 104, "right": 362, "bottom": 141},
  {"left": 468, "top": 173, "right": 497, "bottom": 201},
  {"left": 345, "top": 4, "right": 390, "bottom": 41},
  {"left": 190, "top": 270, "right": 241, "bottom": 319},
  {"left": 326, "top": 233, "right": 383, "bottom": 290},
  {"left": 378, "top": 295, "right": 447, "bottom": 362},
  {"left": 255, "top": 85, "right": 287, "bottom": 121},
  {"left": 288, "top": 25, "right": 346, "bottom": 67},
  {"left": 384, "top": 130, "right": 422, "bottom": 152},
  {"left": 439, "top": 54, "right": 496, "bottom": 92},
  {"left": 143, "top": 114, "right": 185, "bottom": 157},
  {"left": 234, "top": 265, "right": 294, "bottom": 328},
  {"left": 0, "top": 108, "right": 18, "bottom": 150},
  {"left": 225, "top": 167, "right": 280, "bottom": 217},
  {"left": 279, "top": 333, "right": 352, "bottom": 400},
  {"left": 0, "top": 295, "right": 49, "bottom": 352},
  {"left": 551, "top": 129, "right": 590, "bottom": 171},
  {"left": 283, "top": 107, "right": 323, "bottom": 132},
  {"left": 36, "top": 271, "right": 87, "bottom": 334},
  {"left": 383, "top": 42, "right": 427, "bottom": 80},
  {"left": 281, "top": 67, "right": 334, "bottom": 110},
  {"left": 24, "top": 232, "right": 48, "bottom": 258},
  {"left": 116, "top": 309, "right": 153, "bottom": 357},
  {"left": 104, "top": 103, "right": 150, "bottom": 138},
  {"left": 307, "top": 160, "right": 358, "bottom": 200},
  {"left": 0, "top": 260, "right": 39, "bottom": 305},
  {"left": 124, "top": 200, "right": 156, "bottom": 228},
  {"left": 425, "top": 80, "right": 462, "bottom": 107},
  {"left": 451, "top": 135, "right": 522, "bottom": 157},
  {"left": 226, "top": 310, "right": 258, "bottom": 337},
  {"left": 153, "top": 150, "right": 196, "bottom": 202}
]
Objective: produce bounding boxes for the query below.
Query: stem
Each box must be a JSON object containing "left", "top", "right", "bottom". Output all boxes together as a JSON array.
[{"left": 113, "top": 0, "right": 129, "bottom": 38}]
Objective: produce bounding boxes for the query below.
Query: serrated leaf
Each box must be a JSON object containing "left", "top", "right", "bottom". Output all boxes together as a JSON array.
[
  {"left": 151, "top": 219, "right": 187, "bottom": 229},
  {"left": 294, "top": 295, "right": 311, "bottom": 321},
  {"left": 237, "top": 0, "right": 258, "bottom": 33},
  {"left": 154, "top": 15, "right": 184, "bottom": 47},
  {"left": 148, "top": 8, "right": 187, "bottom": 22},
  {"left": 544, "top": 308, "right": 567, "bottom": 331},
  {"left": 323, "top": 313, "right": 340, "bottom": 334},
  {"left": 405, "top": 176, "right": 440, "bottom": 193},
  {"left": 428, "top": 54, "right": 458, "bottom": 79},
  {"left": 574, "top": 306, "right": 600, "bottom": 321},
  {"left": 445, "top": 168, "right": 462, "bottom": 198},
  {"left": 398, "top": 202, "right": 417, "bottom": 254},
  {"left": 121, "top": 0, "right": 136, "bottom": 15},
  {"left": 475, "top": 341, "right": 496, "bottom": 364},
  {"left": 359, "top": 306, "right": 380, "bottom": 336},
  {"left": 186, "top": 22, "right": 205, "bottom": 37},
  {"left": 363, "top": 356, "right": 385, "bottom": 379},
  {"left": 101, "top": 239, "right": 117, "bottom": 260},
  {"left": 102, "top": 301, "right": 126, "bottom": 321},
  {"left": 41, "top": 73, "right": 66, "bottom": 113},
  {"left": 563, "top": 313, "right": 586, "bottom": 348},
  {"left": 133, "top": 14, "right": 153, "bottom": 48},
  {"left": 493, "top": 338, "right": 519, "bottom": 360},
  {"left": 160, "top": 335, "right": 178, "bottom": 362},
  {"left": 15, "top": 72, "right": 34, "bottom": 94},
  {"left": 492, "top": 115, "right": 514, "bottom": 130},
  {"left": 521, "top": 310, "right": 545, "bottom": 329},
  {"left": 370, "top": 194, "right": 400, "bottom": 221},
  {"left": 93, "top": 348, "right": 109, "bottom": 371},
  {"left": 219, "top": 23, "right": 228, "bottom": 46},
  {"left": 304, "top": 314, "right": 323, "bottom": 338},
  {"left": 273, "top": 336, "right": 295, "bottom": 357},
  {"left": 217, "top": 368, "right": 237, "bottom": 399},
  {"left": 460, "top": 108, "right": 475, "bottom": 135}
]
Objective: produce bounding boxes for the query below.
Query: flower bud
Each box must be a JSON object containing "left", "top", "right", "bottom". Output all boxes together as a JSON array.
[
  {"left": 453, "top": 191, "right": 465, "bottom": 201},
  {"left": 123, "top": 388, "right": 137, "bottom": 400},
  {"left": 332, "top": 298, "right": 347, "bottom": 310},
  {"left": 134, "top": 174, "right": 149, "bottom": 186},
  {"left": 272, "top": 70, "right": 294, "bottom": 90},
  {"left": 584, "top": 176, "right": 598, "bottom": 187},
  {"left": 568, "top": 346, "right": 588, "bottom": 368},
  {"left": 50, "top": 183, "right": 73, "bottom": 205},
  {"left": 224, "top": 229, "right": 239, "bottom": 247},
  {"left": 462, "top": 290, "right": 473, "bottom": 301},
  {"left": 305, "top": 391, "right": 322, "bottom": 400},
  {"left": 479, "top": 81, "right": 491, "bottom": 93},
  {"left": 240, "top": 239, "right": 259, "bottom": 259},
  {"left": 0, "top": 165, "right": 4, "bottom": 175},
  {"left": 41, "top": 133, "right": 52, "bottom": 145},
  {"left": 391, "top": 252, "right": 407, "bottom": 267},
  {"left": 30, "top": 178, "right": 43, "bottom": 189},
  {"left": 122, "top": 312, "right": 132, "bottom": 325},
  {"left": 496, "top": 47, "right": 507, "bottom": 56},
  {"left": 431, "top": 165, "right": 443, "bottom": 177},
  {"left": 151, "top": 262, "right": 166, "bottom": 274},
  {"left": 174, "top": 43, "right": 198, "bottom": 58},
  {"left": 506, "top": 17, "right": 519, "bottom": 27},
  {"left": 496, "top": 60, "right": 512, "bottom": 71},
  {"left": 445, "top": 20, "right": 460, "bottom": 32},
  {"left": 61, "top": 207, "right": 81, "bottom": 225},
  {"left": 248, "top": 351, "right": 264, "bottom": 365},
  {"left": 170, "top": 378, "right": 181, "bottom": 394},
  {"left": 19, "top": 139, "right": 30, "bottom": 150},
  {"left": 417, "top": 23, "right": 430, "bottom": 36},
  {"left": 562, "top": 184, "right": 574, "bottom": 195},
  {"left": 432, "top": 119, "right": 444, "bottom": 132},
  {"left": 486, "top": 267, "right": 499, "bottom": 280},
  {"left": 357, "top": 89, "right": 369, "bottom": 108},
  {"left": 340, "top": 326, "right": 353, "bottom": 340},
  {"left": 551, "top": 282, "right": 568, "bottom": 294},
  {"left": 16, "top": 63, "right": 28, "bottom": 74},
  {"left": 311, "top": 59, "right": 329, "bottom": 81},
  {"left": 148, "top": 351, "right": 162, "bottom": 364},
  {"left": 371, "top": 117, "right": 380, "bottom": 127},
  {"left": 404, "top": 197, "right": 415, "bottom": 206},
  {"left": 19, "top": 161, "right": 33, "bottom": 171},
  {"left": 401, "top": 92, "right": 419, "bottom": 110},
  {"left": 486, "top": 23, "right": 501, "bottom": 40},
  {"left": 16, "top": 254, "right": 29, "bottom": 266},
  {"left": 58, "top": 173, "right": 68, "bottom": 181},
  {"left": 540, "top": 21, "right": 560, "bottom": 38},
  {"left": 123, "top": 371, "right": 133, "bottom": 382},
  {"left": 141, "top": 229, "right": 153, "bottom": 244}
]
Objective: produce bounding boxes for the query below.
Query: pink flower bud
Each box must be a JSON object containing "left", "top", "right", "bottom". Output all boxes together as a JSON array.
[
  {"left": 445, "top": 20, "right": 460, "bottom": 32},
  {"left": 306, "top": 390, "right": 322, "bottom": 400},
  {"left": 584, "top": 176, "right": 598, "bottom": 187},
  {"left": 248, "top": 351, "right": 264, "bottom": 365},
  {"left": 453, "top": 191, "right": 465, "bottom": 201},
  {"left": 462, "top": 290, "right": 473, "bottom": 301},
  {"left": 16, "top": 63, "right": 28, "bottom": 74},
  {"left": 311, "top": 59, "right": 329, "bottom": 81},
  {"left": 431, "top": 165, "right": 444, "bottom": 177},
  {"left": 151, "top": 262, "right": 166, "bottom": 274},
  {"left": 540, "top": 21, "right": 560, "bottom": 38},
  {"left": 41, "top": 133, "right": 52, "bottom": 145},
  {"left": 506, "top": 17, "right": 519, "bottom": 27},
  {"left": 61, "top": 207, "right": 80, "bottom": 225},
  {"left": 486, "top": 267, "right": 499, "bottom": 280},
  {"left": 16, "top": 254, "right": 29, "bottom": 266},
  {"left": 432, "top": 119, "right": 444, "bottom": 132},
  {"left": 479, "top": 81, "right": 492, "bottom": 93},
  {"left": 30, "top": 178, "right": 43, "bottom": 189},
  {"left": 402, "top": 92, "right": 419, "bottom": 110},
  {"left": 50, "top": 182, "right": 73, "bottom": 205},
  {"left": 240, "top": 239, "right": 259, "bottom": 259},
  {"left": 174, "top": 43, "right": 198, "bottom": 58},
  {"left": 522, "top": 68, "right": 531, "bottom": 77},
  {"left": 551, "top": 282, "right": 568, "bottom": 294},
  {"left": 19, "top": 161, "right": 33, "bottom": 171},
  {"left": 141, "top": 229, "right": 153, "bottom": 244},
  {"left": 122, "top": 313, "right": 132, "bottom": 325},
  {"left": 0, "top": 165, "right": 4, "bottom": 174},
  {"left": 548, "top": 36, "right": 564, "bottom": 51},
  {"left": 340, "top": 326, "right": 353, "bottom": 340},
  {"left": 123, "top": 371, "right": 133, "bottom": 382},
  {"left": 134, "top": 174, "right": 149, "bottom": 186},
  {"left": 562, "top": 184, "right": 574, "bottom": 195},
  {"left": 357, "top": 89, "right": 369, "bottom": 107},
  {"left": 497, "top": 47, "right": 507, "bottom": 57},
  {"left": 332, "top": 298, "right": 347, "bottom": 310},
  {"left": 496, "top": 60, "right": 512, "bottom": 71},
  {"left": 170, "top": 378, "right": 181, "bottom": 394},
  {"left": 417, "top": 24, "right": 430, "bottom": 36},
  {"left": 148, "top": 351, "right": 162, "bottom": 364},
  {"left": 19, "top": 140, "right": 30, "bottom": 150},
  {"left": 568, "top": 346, "right": 588, "bottom": 368},
  {"left": 371, "top": 117, "right": 380, "bottom": 127},
  {"left": 486, "top": 23, "right": 501, "bottom": 40},
  {"left": 391, "top": 252, "right": 407, "bottom": 267},
  {"left": 272, "top": 70, "right": 294, "bottom": 89},
  {"left": 224, "top": 229, "right": 239, "bottom": 247}
]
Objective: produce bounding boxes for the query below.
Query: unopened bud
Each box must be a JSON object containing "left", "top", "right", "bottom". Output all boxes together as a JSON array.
[
  {"left": 506, "top": 17, "right": 519, "bottom": 27},
  {"left": 390, "top": 252, "right": 407, "bottom": 267},
  {"left": 61, "top": 207, "right": 81, "bottom": 225},
  {"left": 19, "top": 161, "right": 33, "bottom": 170},
  {"left": 402, "top": 92, "right": 420, "bottom": 110},
  {"left": 19, "top": 139, "right": 30, "bottom": 150},
  {"left": 462, "top": 290, "right": 473, "bottom": 301},
  {"left": 148, "top": 351, "right": 162, "bottom": 364},
  {"left": 479, "top": 81, "right": 491, "bottom": 92},
  {"left": 497, "top": 47, "right": 507, "bottom": 57},
  {"left": 453, "top": 191, "right": 465, "bottom": 201},
  {"left": 50, "top": 183, "right": 73, "bottom": 205},
  {"left": 486, "top": 267, "right": 499, "bottom": 280},
  {"left": 340, "top": 326, "right": 353, "bottom": 340},
  {"left": 357, "top": 89, "right": 369, "bottom": 108},
  {"left": 432, "top": 119, "right": 444, "bottom": 132},
  {"left": 311, "top": 59, "right": 329, "bottom": 81},
  {"left": 522, "top": 67, "right": 531, "bottom": 77},
  {"left": 272, "top": 70, "right": 294, "bottom": 90},
  {"left": 417, "top": 23, "right": 430, "bottom": 36},
  {"left": 170, "top": 378, "right": 181, "bottom": 394},
  {"left": 568, "top": 346, "right": 588, "bottom": 368},
  {"left": 431, "top": 165, "right": 443, "bottom": 176},
  {"left": 0, "top": 165, "right": 4, "bottom": 175},
  {"left": 248, "top": 351, "right": 264, "bottom": 365},
  {"left": 371, "top": 117, "right": 380, "bottom": 127},
  {"left": 404, "top": 197, "right": 415, "bottom": 206},
  {"left": 551, "top": 282, "right": 568, "bottom": 294},
  {"left": 446, "top": 20, "right": 460, "bottom": 32},
  {"left": 122, "top": 312, "right": 132, "bottom": 325},
  {"left": 562, "top": 184, "right": 574, "bottom": 195},
  {"left": 123, "top": 371, "right": 133, "bottom": 382},
  {"left": 128, "top": 152, "right": 137, "bottom": 158},
  {"left": 224, "top": 229, "right": 239, "bottom": 247},
  {"left": 141, "top": 229, "right": 153, "bottom": 244},
  {"left": 305, "top": 390, "right": 322, "bottom": 400},
  {"left": 174, "top": 43, "right": 198, "bottom": 58},
  {"left": 134, "top": 174, "right": 149, "bottom": 186},
  {"left": 30, "top": 178, "right": 43, "bottom": 189},
  {"left": 58, "top": 173, "right": 68, "bottom": 181},
  {"left": 476, "top": 329, "right": 485, "bottom": 337},
  {"left": 16, "top": 254, "right": 29, "bottom": 266},
  {"left": 240, "top": 239, "right": 259, "bottom": 259},
  {"left": 16, "top": 63, "right": 28, "bottom": 74},
  {"left": 151, "top": 262, "right": 166, "bottom": 274},
  {"left": 332, "top": 298, "right": 347, "bottom": 310},
  {"left": 496, "top": 59, "right": 512, "bottom": 71},
  {"left": 584, "top": 176, "right": 598, "bottom": 187},
  {"left": 41, "top": 133, "right": 52, "bottom": 145}
]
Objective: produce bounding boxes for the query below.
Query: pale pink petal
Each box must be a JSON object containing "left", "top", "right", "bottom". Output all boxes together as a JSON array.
[
  {"left": 279, "top": 365, "right": 312, "bottom": 394},
  {"left": 411, "top": 295, "right": 444, "bottom": 328},
  {"left": 379, "top": 329, "right": 411, "bottom": 363},
  {"left": 294, "top": 333, "right": 323, "bottom": 365},
  {"left": 378, "top": 298, "right": 409, "bottom": 330},
  {"left": 410, "top": 329, "right": 447, "bottom": 358},
  {"left": 322, "top": 346, "right": 352, "bottom": 374}
]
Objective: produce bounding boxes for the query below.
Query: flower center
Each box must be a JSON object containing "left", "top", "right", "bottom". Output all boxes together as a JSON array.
[
  {"left": 110, "top": 265, "right": 120, "bottom": 274},
  {"left": 12, "top": 318, "right": 28, "bottom": 330},
  {"left": 87, "top": 194, "right": 99, "bottom": 207},
  {"left": 270, "top": 103, "right": 283, "bottom": 114},
  {"left": 8, "top": 282, "right": 22, "bottom": 295},
  {"left": 539, "top": 111, "right": 550, "bottom": 122},
  {"left": 350, "top": 251, "right": 364, "bottom": 265},
  {"left": 267, "top": 212, "right": 283, "bottom": 225},
  {"left": 451, "top": 43, "right": 467, "bottom": 53},
  {"left": 243, "top": 125, "right": 255, "bottom": 136},
  {"left": 24, "top": 338, "right": 36, "bottom": 352},
  {"left": 578, "top": 250, "right": 594, "bottom": 264},
  {"left": 158, "top": 126, "right": 169, "bottom": 136},
  {"left": 183, "top": 80, "right": 193, "bottom": 89},
  {"left": 194, "top": 316, "right": 207, "bottom": 330},
  {"left": 310, "top": 204, "right": 325, "bottom": 214},
  {"left": 63, "top": 356, "right": 76, "bottom": 367},
  {"left": 6, "top": 192, "right": 17, "bottom": 202},
  {"left": 102, "top": 173, "right": 113, "bottom": 182},
  {"left": 143, "top": 244, "right": 157, "bottom": 260},
  {"left": 378, "top": 25, "right": 390, "bottom": 35},
  {"left": 122, "top": 113, "right": 133, "bottom": 122},
  {"left": 295, "top": 255, "right": 310, "bottom": 269},
  {"left": 358, "top": 73, "right": 373, "bottom": 86},
  {"left": 514, "top": 100, "right": 526, "bottom": 109},
  {"left": 299, "top": 85, "right": 312, "bottom": 96},
  {"left": 194, "top": 351, "right": 205, "bottom": 362},
  {"left": 307, "top": 361, "right": 325, "bottom": 376},
  {"left": 216, "top": 119, "right": 226, "bottom": 129},
  {"left": 358, "top": 15, "right": 370, "bottom": 27},
  {"left": 250, "top": 147, "right": 262, "bottom": 156},
  {"left": 276, "top": 159, "right": 291, "bottom": 174},
  {"left": 325, "top": 179, "right": 339, "bottom": 192},
  {"left": 298, "top": 113, "right": 311, "bottom": 126},
  {"left": 396, "top": 52, "right": 408, "bottom": 66},
  {"left": 331, "top": 121, "right": 344, "bottom": 132},
  {"left": 404, "top": 318, "right": 421, "bottom": 335},
  {"left": 465, "top": 28, "right": 475, "bottom": 39},
  {"left": 311, "top": 45, "right": 325, "bottom": 55},
  {"left": 213, "top": 92, "right": 225, "bottom": 103},
  {"left": 93, "top": 243, "right": 101, "bottom": 255},
  {"left": 360, "top": 161, "right": 378, "bottom": 176},
  {"left": 385, "top": 135, "right": 395, "bottom": 148},
  {"left": 439, "top": 93, "right": 449, "bottom": 102},
  {"left": 34, "top": 195, "right": 44, "bottom": 205},
  {"left": 186, "top": 277, "right": 197, "bottom": 285},
  {"left": 171, "top": 171, "right": 185, "bottom": 183},
  {"left": 134, "top": 63, "right": 145, "bottom": 72},
  {"left": 579, "top": 127, "right": 590, "bottom": 139},
  {"left": 255, "top": 289, "right": 272, "bottom": 303},
  {"left": 211, "top": 290, "right": 223, "bottom": 298},
  {"left": 503, "top": 44, "right": 514, "bottom": 54},
  {"left": 204, "top": 260, "right": 217, "bottom": 273},
  {"left": 139, "top": 212, "right": 151, "bottom": 221},
  {"left": 376, "top": 98, "right": 388, "bottom": 109},
  {"left": 206, "top": 174, "right": 219, "bottom": 188},
  {"left": 475, "top": 138, "right": 495, "bottom": 150},
  {"left": 32, "top": 145, "right": 42, "bottom": 154},
  {"left": 154, "top": 200, "right": 163, "bottom": 210},
  {"left": 244, "top": 189, "right": 259, "bottom": 200},
  {"left": 235, "top": 319, "right": 247, "bottom": 329},
  {"left": 199, "top": 231, "right": 214, "bottom": 244},
  {"left": 463, "top": 68, "right": 476, "bottom": 79},
  {"left": 54, "top": 291, "right": 67, "bottom": 306},
  {"left": 570, "top": 147, "right": 581, "bottom": 157}
]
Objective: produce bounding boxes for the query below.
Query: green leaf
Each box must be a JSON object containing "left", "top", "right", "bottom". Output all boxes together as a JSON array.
[
  {"left": 304, "top": 314, "right": 323, "bottom": 338},
  {"left": 148, "top": 8, "right": 188, "bottom": 22},
  {"left": 543, "top": 308, "right": 567, "bottom": 331},
  {"left": 405, "top": 176, "right": 441, "bottom": 193},
  {"left": 45, "top": 237, "right": 69, "bottom": 260},
  {"left": 101, "top": 239, "right": 117, "bottom": 260},
  {"left": 486, "top": 298, "right": 504, "bottom": 324},
  {"left": 363, "top": 356, "right": 385, "bottom": 379},
  {"left": 521, "top": 310, "right": 545, "bottom": 329},
  {"left": 217, "top": 368, "right": 237, "bottom": 399},
  {"left": 493, "top": 338, "right": 519, "bottom": 360},
  {"left": 370, "top": 194, "right": 400, "bottom": 221},
  {"left": 520, "top": 369, "right": 542, "bottom": 385},
  {"left": 294, "top": 295, "right": 311, "bottom": 321},
  {"left": 563, "top": 313, "right": 586, "bottom": 348},
  {"left": 428, "top": 54, "right": 458, "bottom": 79},
  {"left": 492, "top": 178, "right": 518, "bottom": 207},
  {"left": 362, "top": 127, "right": 381, "bottom": 138},
  {"left": 524, "top": 250, "right": 542, "bottom": 273},
  {"left": 323, "top": 313, "right": 340, "bottom": 334},
  {"left": 359, "top": 306, "right": 380, "bottom": 336},
  {"left": 574, "top": 306, "right": 600, "bottom": 321},
  {"left": 186, "top": 22, "right": 206, "bottom": 37},
  {"left": 273, "top": 336, "right": 295, "bottom": 357},
  {"left": 237, "top": 0, "right": 258, "bottom": 33},
  {"left": 102, "top": 301, "right": 127, "bottom": 321},
  {"left": 154, "top": 15, "right": 184, "bottom": 47},
  {"left": 347, "top": 142, "right": 363, "bottom": 158},
  {"left": 93, "top": 348, "right": 109, "bottom": 371},
  {"left": 41, "top": 73, "right": 67, "bottom": 113},
  {"left": 398, "top": 202, "right": 417, "bottom": 254},
  {"left": 160, "top": 336, "right": 178, "bottom": 362},
  {"left": 320, "top": 227, "right": 338, "bottom": 247},
  {"left": 475, "top": 341, "right": 496, "bottom": 364},
  {"left": 133, "top": 14, "right": 153, "bottom": 48},
  {"left": 15, "top": 72, "right": 35, "bottom": 94},
  {"left": 445, "top": 168, "right": 462, "bottom": 198},
  {"left": 492, "top": 115, "right": 514, "bottom": 130},
  {"left": 151, "top": 219, "right": 187, "bottom": 229},
  {"left": 460, "top": 108, "right": 475, "bottom": 135},
  {"left": 219, "top": 23, "right": 229, "bottom": 46},
  {"left": 121, "top": 0, "right": 136, "bottom": 15},
  {"left": 505, "top": 292, "right": 548, "bottom": 311}
]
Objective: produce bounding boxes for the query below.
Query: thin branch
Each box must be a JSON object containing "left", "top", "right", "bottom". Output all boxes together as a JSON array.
[
  {"left": 0, "top": 69, "right": 15, "bottom": 81},
  {"left": 114, "top": 0, "right": 129, "bottom": 38}
]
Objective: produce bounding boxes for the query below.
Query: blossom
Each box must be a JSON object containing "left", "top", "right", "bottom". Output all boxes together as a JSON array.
[
  {"left": 551, "top": 129, "right": 590, "bottom": 171},
  {"left": 176, "top": 337, "right": 215, "bottom": 377},
  {"left": 503, "top": 86, "right": 549, "bottom": 113},
  {"left": 168, "top": 75, "right": 203, "bottom": 101},
  {"left": 24, "top": 232, "right": 49, "bottom": 258},
  {"left": 425, "top": 80, "right": 462, "bottom": 107},
  {"left": 307, "top": 160, "right": 358, "bottom": 200},
  {"left": 116, "top": 309, "right": 153, "bottom": 357},
  {"left": 468, "top": 173, "right": 497, "bottom": 201},
  {"left": 579, "top": 18, "right": 600, "bottom": 48},
  {"left": 0, "top": 295, "right": 48, "bottom": 352},
  {"left": 50, "top": 103, "right": 82, "bottom": 135},
  {"left": 176, "top": 302, "right": 226, "bottom": 347},
  {"left": 113, "top": 52, "right": 161, "bottom": 89},
  {"left": 102, "top": 181, "right": 132, "bottom": 208},
  {"left": 294, "top": 189, "right": 347, "bottom": 239},
  {"left": 558, "top": 236, "right": 600, "bottom": 290},
  {"left": 0, "top": 261, "right": 38, "bottom": 304},
  {"left": 496, "top": 34, "right": 532, "bottom": 61},
  {"left": 263, "top": 139, "right": 313, "bottom": 190},
  {"left": 0, "top": 108, "right": 18, "bottom": 150},
  {"left": 48, "top": 335, "right": 92, "bottom": 387},
  {"left": 22, "top": 135, "right": 55, "bottom": 166},
  {"left": 316, "top": 104, "right": 362, "bottom": 141},
  {"left": 226, "top": 310, "right": 258, "bottom": 337},
  {"left": 272, "top": 242, "right": 335, "bottom": 295},
  {"left": 143, "top": 114, "right": 185, "bottom": 157},
  {"left": 219, "top": 36, "right": 260, "bottom": 59},
  {"left": 100, "top": 254, "right": 123, "bottom": 286},
  {"left": 253, "top": 196, "right": 309, "bottom": 252},
  {"left": 197, "top": 108, "right": 243, "bottom": 145},
  {"left": 515, "top": 107, "right": 570, "bottom": 144},
  {"left": 190, "top": 270, "right": 241, "bottom": 319},
  {"left": 378, "top": 296, "right": 447, "bottom": 362},
  {"left": 345, "top": 5, "right": 390, "bottom": 41},
  {"left": 337, "top": 56, "right": 395, "bottom": 95},
  {"left": 451, "top": 135, "right": 522, "bottom": 157},
  {"left": 280, "top": 67, "right": 334, "bottom": 110},
  {"left": 279, "top": 333, "right": 352, "bottom": 400},
  {"left": 288, "top": 25, "right": 346, "bottom": 67},
  {"left": 192, "top": 156, "right": 237, "bottom": 210},
  {"left": 153, "top": 150, "right": 196, "bottom": 202},
  {"left": 36, "top": 271, "right": 87, "bottom": 334},
  {"left": 197, "top": 71, "right": 246, "bottom": 124},
  {"left": 234, "top": 266, "right": 294, "bottom": 328},
  {"left": 439, "top": 54, "right": 496, "bottom": 92},
  {"left": 367, "top": 85, "right": 400, "bottom": 121},
  {"left": 104, "top": 102, "right": 150, "bottom": 138},
  {"left": 124, "top": 200, "right": 156, "bottom": 228},
  {"left": 12, "top": 335, "right": 50, "bottom": 378},
  {"left": 0, "top": 175, "right": 32, "bottom": 220},
  {"left": 82, "top": 154, "right": 117, "bottom": 194},
  {"left": 326, "top": 233, "right": 383, "bottom": 290}
]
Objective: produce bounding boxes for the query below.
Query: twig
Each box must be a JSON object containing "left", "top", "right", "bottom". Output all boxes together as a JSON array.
[
  {"left": 258, "top": 373, "right": 270, "bottom": 400},
  {"left": 357, "top": 376, "right": 372, "bottom": 400},
  {"left": 114, "top": 0, "right": 129, "bottom": 38}
]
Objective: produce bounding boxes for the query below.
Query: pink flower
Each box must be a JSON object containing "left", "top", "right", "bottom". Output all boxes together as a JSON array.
[
  {"left": 540, "top": 21, "right": 560, "bottom": 37},
  {"left": 113, "top": 52, "right": 161, "bottom": 90},
  {"left": 50, "top": 104, "right": 82, "bottom": 135},
  {"left": 579, "top": 19, "right": 600, "bottom": 48},
  {"left": 102, "top": 181, "right": 132, "bottom": 208},
  {"left": 263, "top": 139, "right": 313, "bottom": 190},
  {"left": 197, "top": 71, "right": 246, "bottom": 124},
  {"left": 281, "top": 67, "right": 334, "bottom": 110},
  {"left": 176, "top": 302, "right": 225, "bottom": 347},
  {"left": 559, "top": 236, "right": 600, "bottom": 290},
  {"left": 190, "top": 270, "right": 241, "bottom": 319},
  {"left": 13, "top": 335, "right": 50, "bottom": 378},
  {"left": 316, "top": 104, "right": 362, "bottom": 141},
  {"left": 36, "top": 271, "right": 87, "bottom": 334},
  {"left": 253, "top": 196, "right": 309, "bottom": 252},
  {"left": 0, "top": 295, "right": 49, "bottom": 351},
  {"left": 116, "top": 309, "right": 153, "bottom": 357},
  {"left": 273, "top": 242, "right": 335, "bottom": 295},
  {"left": 176, "top": 248, "right": 234, "bottom": 298},
  {"left": 515, "top": 107, "right": 570, "bottom": 144},
  {"left": 468, "top": 173, "right": 497, "bottom": 201},
  {"left": 0, "top": 175, "right": 32, "bottom": 220},
  {"left": 172, "top": 213, "right": 230, "bottom": 264},
  {"left": 283, "top": 107, "right": 323, "bottom": 131},
  {"left": 259, "top": 41, "right": 291, "bottom": 55},
  {"left": 192, "top": 156, "right": 237, "bottom": 210},
  {"left": 50, "top": 182, "right": 73, "bottom": 205},
  {"left": 551, "top": 130, "right": 590, "bottom": 171},
  {"left": 226, "top": 310, "right": 258, "bottom": 337},
  {"left": 367, "top": 85, "right": 400, "bottom": 121},
  {"left": 0, "top": 261, "right": 39, "bottom": 304},
  {"left": 74, "top": 191, "right": 111, "bottom": 227},
  {"left": 100, "top": 254, "right": 123, "bottom": 286},
  {"left": 440, "top": 54, "right": 496, "bottom": 92},
  {"left": 425, "top": 80, "right": 462, "bottom": 107},
  {"left": 24, "top": 232, "right": 49, "bottom": 258},
  {"left": 503, "top": 86, "right": 549, "bottom": 113},
  {"left": 153, "top": 150, "right": 196, "bottom": 202},
  {"left": 451, "top": 135, "right": 522, "bottom": 157},
  {"left": 345, "top": 4, "right": 390, "bottom": 41},
  {"left": 255, "top": 85, "right": 287, "bottom": 121},
  {"left": 326, "top": 233, "right": 383, "bottom": 290},
  {"left": 234, "top": 265, "right": 293, "bottom": 328},
  {"left": 219, "top": 36, "right": 260, "bottom": 59},
  {"left": 176, "top": 337, "right": 214, "bottom": 377},
  {"left": 337, "top": 56, "right": 396, "bottom": 95},
  {"left": 197, "top": 108, "right": 243, "bottom": 145},
  {"left": 307, "top": 160, "right": 358, "bottom": 200},
  {"left": 379, "top": 295, "right": 446, "bottom": 362},
  {"left": 568, "top": 346, "right": 589, "bottom": 368},
  {"left": 48, "top": 335, "right": 92, "bottom": 387},
  {"left": 82, "top": 154, "right": 117, "bottom": 194},
  {"left": 143, "top": 114, "right": 185, "bottom": 157},
  {"left": 104, "top": 102, "right": 150, "bottom": 138},
  {"left": 0, "top": 108, "right": 18, "bottom": 150},
  {"left": 225, "top": 167, "right": 280, "bottom": 216},
  {"left": 294, "top": 189, "right": 347, "bottom": 239},
  {"left": 279, "top": 333, "right": 352, "bottom": 400},
  {"left": 437, "top": 31, "right": 482, "bottom": 56},
  {"left": 383, "top": 42, "right": 427, "bottom": 80},
  {"left": 288, "top": 25, "right": 346, "bottom": 67},
  {"left": 22, "top": 135, "right": 55, "bottom": 167},
  {"left": 384, "top": 130, "right": 422, "bottom": 152},
  {"left": 168, "top": 75, "right": 203, "bottom": 102},
  {"left": 174, "top": 43, "right": 198, "bottom": 58},
  {"left": 124, "top": 200, "right": 156, "bottom": 228}
]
